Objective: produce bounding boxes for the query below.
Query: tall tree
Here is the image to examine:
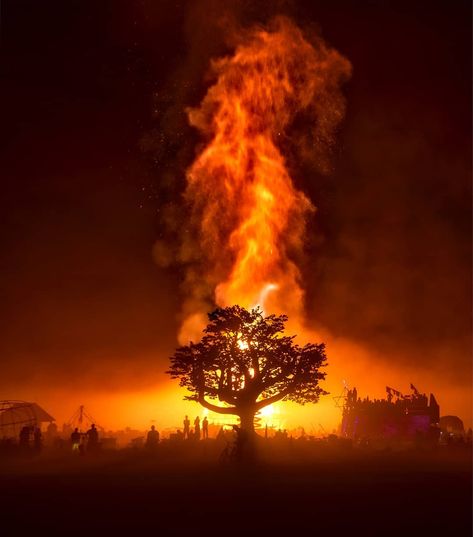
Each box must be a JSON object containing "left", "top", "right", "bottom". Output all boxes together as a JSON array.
[{"left": 168, "top": 306, "right": 328, "bottom": 434}]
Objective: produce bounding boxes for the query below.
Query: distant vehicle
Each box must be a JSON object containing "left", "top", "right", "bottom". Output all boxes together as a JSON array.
[
  {"left": 339, "top": 385, "right": 440, "bottom": 442},
  {"left": 439, "top": 415, "right": 464, "bottom": 435}
]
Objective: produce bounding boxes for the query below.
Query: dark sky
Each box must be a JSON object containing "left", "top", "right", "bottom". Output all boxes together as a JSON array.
[{"left": 1, "top": 1, "right": 471, "bottom": 412}]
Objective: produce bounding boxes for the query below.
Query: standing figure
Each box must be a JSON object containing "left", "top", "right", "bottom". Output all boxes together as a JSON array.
[
  {"left": 202, "top": 417, "right": 209, "bottom": 439},
  {"left": 194, "top": 417, "right": 201, "bottom": 441},
  {"left": 183, "top": 415, "right": 190, "bottom": 439},
  {"left": 146, "top": 425, "right": 160, "bottom": 450},
  {"left": 71, "top": 428, "right": 81, "bottom": 452},
  {"left": 86, "top": 423, "right": 99, "bottom": 453}
]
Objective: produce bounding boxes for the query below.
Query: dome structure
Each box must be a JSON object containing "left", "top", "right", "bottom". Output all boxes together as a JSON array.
[{"left": 0, "top": 400, "right": 55, "bottom": 440}]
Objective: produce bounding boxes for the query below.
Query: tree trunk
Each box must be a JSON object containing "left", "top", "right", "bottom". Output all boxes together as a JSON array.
[
  {"left": 238, "top": 409, "right": 256, "bottom": 435},
  {"left": 233, "top": 407, "right": 258, "bottom": 464}
]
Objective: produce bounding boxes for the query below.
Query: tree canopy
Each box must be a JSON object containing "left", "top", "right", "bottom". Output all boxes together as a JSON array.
[{"left": 167, "top": 305, "right": 328, "bottom": 432}]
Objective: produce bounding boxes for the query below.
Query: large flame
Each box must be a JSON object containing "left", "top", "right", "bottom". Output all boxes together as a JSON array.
[{"left": 179, "top": 17, "right": 351, "bottom": 343}]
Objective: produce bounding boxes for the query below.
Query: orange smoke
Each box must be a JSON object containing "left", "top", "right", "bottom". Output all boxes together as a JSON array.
[{"left": 180, "top": 17, "right": 351, "bottom": 342}]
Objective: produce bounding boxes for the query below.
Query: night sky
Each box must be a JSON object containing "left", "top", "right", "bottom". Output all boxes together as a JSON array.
[{"left": 1, "top": 1, "right": 471, "bottom": 425}]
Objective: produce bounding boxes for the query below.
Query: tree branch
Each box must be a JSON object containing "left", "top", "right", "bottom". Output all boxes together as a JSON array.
[
  {"left": 198, "top": 394, "right": 237, "bottom": 415},
  {"left": 255, "top": 388, "right": 291, "bottom": 410}
]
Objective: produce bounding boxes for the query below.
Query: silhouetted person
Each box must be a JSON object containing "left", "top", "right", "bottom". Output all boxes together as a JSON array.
[
  {"left": 183, "top": 415, "right": 190, "bottom": 439},
  {"left": 194, "top": 417, "right": 201, "bottom": 440},
  {"left": 202, "top": 417, "right": 209, "bottom": 439},
  {"left": 19, "top": 426, "right": 30, "bottom": 451},
  {"left": 71, "top": 428, "right": 81, "bottom": 452},
  {"left": 86, "top": 423, "right": 99, "bottom": 453},
  {"left": 146, "top": 425, "right": 160, "bottom": 449},
  {"left": 33, "top": 427, "right": 42, "bottom": 453}
]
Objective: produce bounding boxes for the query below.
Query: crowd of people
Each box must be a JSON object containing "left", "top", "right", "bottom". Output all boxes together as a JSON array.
[
  {"left": 6, "top": 410, "right": 471, "bottom": 460},
  {"left": 7, "top": 415, "right": 214, "bottom": 456},
  {"left": 181, "top": 415, "right": 209, "bottom": 440},
  {"left": 63, "top": 416, "right": 212, "bottom": 454},
  {"left": 18, "top": 425, "right": 43, "bottom": 453}
]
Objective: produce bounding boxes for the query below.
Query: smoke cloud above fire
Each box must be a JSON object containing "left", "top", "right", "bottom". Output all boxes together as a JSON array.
[{"left": 170, "top": 17, "right": 351, "bottom": 343}]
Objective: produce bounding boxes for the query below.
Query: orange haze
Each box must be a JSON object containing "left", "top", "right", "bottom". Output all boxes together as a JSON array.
[{"left": 3, "top": 16, "right": 470, "bottom": 436}]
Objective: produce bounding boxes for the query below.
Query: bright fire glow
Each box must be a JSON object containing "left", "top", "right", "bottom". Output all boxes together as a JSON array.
[
  {"left": 254, "top": 282, "right": 278, "bottom": 314},
  {"left": 179, "top": 17, "right": 351, "bottom": 343},
  {"left": 259, "top": 404, "right": 275, "bottom": 418},
  {"left": 237, "top": 339, "right": 249, "bottom": 350}
]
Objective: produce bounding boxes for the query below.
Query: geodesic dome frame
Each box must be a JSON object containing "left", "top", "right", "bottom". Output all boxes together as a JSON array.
[{"left": 0, "top": 400, "right": 55, "bottom": 440}]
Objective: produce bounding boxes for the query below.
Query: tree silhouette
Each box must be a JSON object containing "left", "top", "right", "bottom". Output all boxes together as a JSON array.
[{"left": 167, "top": 306, "right": 328, "bottom": 434}]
